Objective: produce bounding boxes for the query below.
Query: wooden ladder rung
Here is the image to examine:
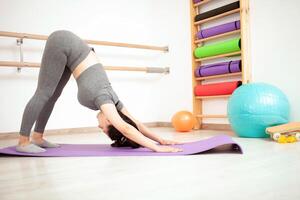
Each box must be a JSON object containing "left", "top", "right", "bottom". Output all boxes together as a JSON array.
[
  {"left": 197, "top": 114, "right": 227, "bottom": 118},
  {"left": 195, "top": 95, "right": 231, "bottom": 99},
  {"left": 195, "top": 51, "right": 241, "bottom": 62},
  {"left": 194, "top": 8, "right": 241, "bottom": 25},
  {"left": 193, "top": 0, "right": 212, "bottom": 8},
  {"left": 195, "top": 30, "right": 241, "bottom": 44},
  {"left": 195, "top": 72, "right": 242, "bottom": 81}
]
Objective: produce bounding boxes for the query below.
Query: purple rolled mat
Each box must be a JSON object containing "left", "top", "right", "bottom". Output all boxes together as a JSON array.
[
  {"left": 0, "top": 135, "right": 242, "bottom": 157},
  {"left": 197, "top": 20, "right": 240, "bottom": 39},
  {"left": 195, "top": 60, "right": 241, "bottom": 77}
]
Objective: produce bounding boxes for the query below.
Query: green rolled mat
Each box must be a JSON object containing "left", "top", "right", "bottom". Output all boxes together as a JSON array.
[{"left": 194, "top": 38, "right": 241, "bottom": 58}]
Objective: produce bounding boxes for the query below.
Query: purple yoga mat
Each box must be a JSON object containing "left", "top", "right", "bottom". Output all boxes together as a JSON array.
[
  {"left": 197, "top": 20, "right": 240, "bottom": 39},
  {"left": 0, "top": 135, "right": 242, "bottom": 157},
  {"left": 195, "top": 60, "right": 241, "bottom": 77}
]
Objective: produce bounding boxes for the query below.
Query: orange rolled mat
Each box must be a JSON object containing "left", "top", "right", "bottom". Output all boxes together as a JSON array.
[{"left": 194, "top": 81, "right": 242, "bottom": 96}]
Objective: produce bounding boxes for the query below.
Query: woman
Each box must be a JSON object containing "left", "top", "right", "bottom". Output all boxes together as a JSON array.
[{"left": 17, "top": 30, "right": 182, "bottom": 153}]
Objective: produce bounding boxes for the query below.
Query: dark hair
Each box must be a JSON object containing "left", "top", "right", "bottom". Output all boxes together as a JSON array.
[{"left": 107, "top": 111, "right": 141, "bottom": 148}]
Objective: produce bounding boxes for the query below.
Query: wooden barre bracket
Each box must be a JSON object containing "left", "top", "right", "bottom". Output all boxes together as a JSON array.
[{"left": 0, "top": 31, "right": 169, "bottom": 52}]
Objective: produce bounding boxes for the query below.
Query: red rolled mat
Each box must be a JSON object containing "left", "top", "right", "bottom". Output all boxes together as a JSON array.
[{"left": 194, "top": 81, "right": 242, "bottom": 96}]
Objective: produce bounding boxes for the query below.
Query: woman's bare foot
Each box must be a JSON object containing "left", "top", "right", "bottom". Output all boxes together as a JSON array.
[
  {"left": 17, "top": 134, "right": 46, "bottom": 153},
  {"left": 31, "top": 131, "right": 44, "bottom": 144},
  {"left": 32, "top": 132, "right": 60, "bottom": 148},
  {"left": 18, "top": 135, "right": 31, "bottom": 146}
]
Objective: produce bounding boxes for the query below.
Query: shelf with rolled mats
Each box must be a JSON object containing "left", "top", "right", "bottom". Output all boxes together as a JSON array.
[
  {"left": 196, "top": 114, "right": 227, "bottom": 118},
  {"left": 190, "top": 0, "right": 250, "bottom": 130},
  {"left": 195, "top": 95, "right": 231, "bottom": 99},
  {"left": 195, "top": 51, "right": 241, "bottom": 62},
  {"left": 195, "top": 72, "right": 242, "bottom": 81},
  {"left": 194, "top": 8, "right": 240, "bottom": 25},
  {"left": 195, "top": 29, "right": 241, "bottom": 44}
]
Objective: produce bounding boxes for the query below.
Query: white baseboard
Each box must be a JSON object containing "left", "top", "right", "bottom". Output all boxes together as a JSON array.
[{"left": 0, "top": 122, "right": 231, "bottom": 139}]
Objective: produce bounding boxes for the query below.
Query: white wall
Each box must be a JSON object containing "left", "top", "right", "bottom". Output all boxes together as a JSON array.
[
  {"left": 0, "top": 0, "right": 299, "bottom": 133},
  {"left": 0, "top": 0, "right": 193, "bottom": 133},
  {"left": 249, "top": 0, "right": 300, "bottom": 120}
]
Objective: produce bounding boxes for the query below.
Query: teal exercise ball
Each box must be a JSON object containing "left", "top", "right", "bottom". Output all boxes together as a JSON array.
[{"left": 228, "top": 83, "right": 290, "bottom": 138}]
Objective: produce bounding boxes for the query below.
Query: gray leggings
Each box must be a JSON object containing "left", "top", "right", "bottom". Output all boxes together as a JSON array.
[{"left": 19, "top": 30, "right": 91, "bottom": 136}]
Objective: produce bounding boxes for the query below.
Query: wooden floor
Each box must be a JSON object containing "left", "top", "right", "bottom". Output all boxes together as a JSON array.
[{"left": 0, "top": 128, "right": 299, "bottom": 200}]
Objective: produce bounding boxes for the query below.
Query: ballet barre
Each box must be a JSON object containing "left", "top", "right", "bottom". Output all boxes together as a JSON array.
[
  {"left": 0, "top": 31, "right": 169, "bottom": 52},
  {"left": 0, "top": 61, "right": 170, "bottom": 74},
  {"left": 0, "top": 31, "right": 169, "bottom": 74}
]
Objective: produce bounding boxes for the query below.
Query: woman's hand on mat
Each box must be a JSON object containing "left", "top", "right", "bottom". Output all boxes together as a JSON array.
[
  {"left": 154, "top": 145, "right": 183, "bottom": 153},
  {"left": 159, "top": 139, "right": 181, "bottom": 145}
]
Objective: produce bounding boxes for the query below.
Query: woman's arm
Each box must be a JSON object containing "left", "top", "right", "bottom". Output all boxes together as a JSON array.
[
  {"left": 120, "top": 107, "right": 162, "bottom": 143},
  {"left": 100, "top": 104, "right": 182, "bottom": 152},
  {"left": 120, "top": 107, "right": 180, "bottom": 145}
]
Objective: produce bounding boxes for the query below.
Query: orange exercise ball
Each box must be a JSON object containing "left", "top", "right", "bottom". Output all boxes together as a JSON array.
[{"left": 171, "top": 111, "right": 196, "bottom": 132}]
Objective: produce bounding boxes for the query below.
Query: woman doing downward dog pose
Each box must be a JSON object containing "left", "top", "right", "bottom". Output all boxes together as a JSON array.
[{"left": 17, "top": 30, "right": 182, "bottom": 153}]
